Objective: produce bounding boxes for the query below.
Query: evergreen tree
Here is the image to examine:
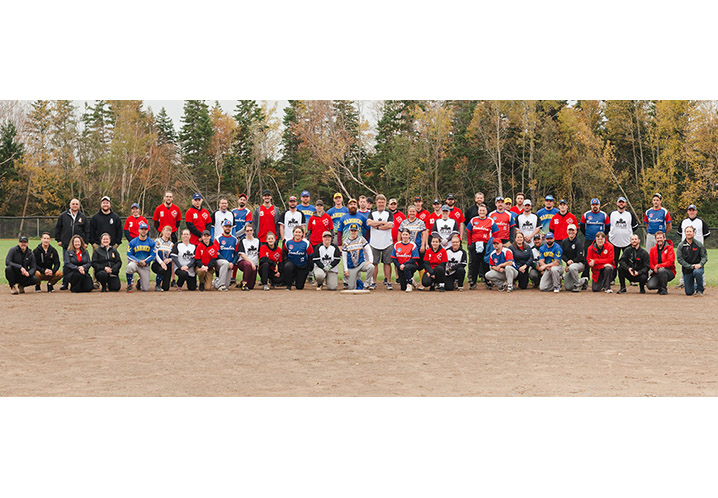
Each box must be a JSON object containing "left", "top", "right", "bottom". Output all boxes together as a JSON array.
[
  {"left": 278, "top": 100, "right": 309, "bottom": 193},
  {"left": 156, "top": 106, "right": 177, "bottom": 145},
  {"left": 179, "top": 100, "right": 213, "bottom": 194},
  {"left": 0, "top": 120, "right": 24, "bottom": 213}
]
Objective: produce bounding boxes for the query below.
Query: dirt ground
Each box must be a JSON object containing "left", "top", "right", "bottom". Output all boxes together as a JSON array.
[{"left": 1, "top": 285, "right": 717, "bottom": 396}]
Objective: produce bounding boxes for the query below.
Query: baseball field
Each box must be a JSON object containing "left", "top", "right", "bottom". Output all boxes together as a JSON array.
[{"left": 2, "top": 238, "right": 716, "bottom": 396}]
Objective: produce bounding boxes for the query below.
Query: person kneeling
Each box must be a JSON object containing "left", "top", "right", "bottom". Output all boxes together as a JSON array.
[
  {"left": 5, "top": 235, "right": 39, "bottom": 294},
  {"left": 92, "top": 233, "right": 122, "bottom": 292},
  {"left": 422, "top": 234, "right": 448, "bottom": 291},
  {"left": 392, "top": 228, "right": 420, "bottom": 292},
  {"left": 33, "top": 232, "right": 62, "bottom": 292},
  {"left": 342, "top": 224, "right": 374, "bottom": 290},
  {"left": 646, "top": 231, "right": 675, "bottom": 295},
  {"left": 617, "top": 234, "right": 649, "bottom": 294},
  {"left": 313, "top": 231, "right": 340, "bottom": 290},
  {"left": 676, "top": 226, "right": 707, "bottom": 296},
  {"left": 64, "top": 235, "right": 93, "bottom": 293},
  {"left": 259, "top": 232, "right": 283, "bottom": 291},
  {"left": 283, "top": 226, "right": 314, "bottom": 290},
  {"left": 586, "top": 231, "right": 615, "bottom": 293},
  {"left": 445, "top": 235, "right": 467, "bottom": 291},
  {"left": 485, "top": 237, "right": 518, "bottom": 292}
]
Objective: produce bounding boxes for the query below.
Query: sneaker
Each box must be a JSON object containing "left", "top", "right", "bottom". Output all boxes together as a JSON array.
[
  {"left": 469, "top": 282, "right": 477, "bottom": 290},
  {"left": 498, "top": 283, "right": 507, "bottom": 292},
  {"left": 439, "top": 286, "right": 446, "bottom": 292},
  {"left": 677, "top": 282, "right": 685, "bottom": 289},
  {"left": 696, "top": 291, "right": 704, "bottom": 297},
  {"left": 10, "top": 284, "right": 19, "bottom": 295},
  {"left": 35, "top": 284, "right": 42, "bottom": 293},
  {"left": 171, "top": 280, "right": 177, "bottom": 288},
  {"left": 406, "top": 284, "right": 413, "bottom": 292},
  {"left": 199, "top": 283, "right": 205, "bottom": 292},
  {"left": 506, "top": 285, "right": 513, "bottom": 293},
  {"left": 639, "top": 287, "right": 646, "bottom": 294},
  {"left": 578, "top": 277, "right": 588, "bottom": 289},
  {"left": 218, "top": 284, "right": 228, "bottom": 292},
  {"left": 18, "top": 286, "right": 25, "bottom": 294},
  {"left": 316, "top": 285, "right": 322, "bottom": 291},
  {"left": 386, "top": 282, "right": 393, "bottom": 291},
  {"left": 126, "top": 283, "right": 133, "bottom": 293},
  {"left": 263, "top": 284, "right": 270, "bottom": 291},
  {"left": 458, "top": 286, "right": 464, "bottom": 292},
  {"left": 230, "top": 279, "right": 236, "bottom": 287},
  {"left": 553, "top": 287, "right": 560, "bottom": 293},
  {"left": 101, "top": 287, "right": 107, "bottom": 293},
  {"left": 617, "top": 287, "right": 626, "bottom": 294},
  {"left": 485, "top": 281, "right": 493, "bottom": 291},
  {"left": 93, "top": 281, "right": 100, "bottom": 289},
  {"left": 605, "top": 288, "right": 612, "bottom": 294},
  {"left": 59, "top": 284, "right": 68, "bottom": 291},
  {"left": 658, "top": 289, "right": 668, "bottom": 295},
  {"left": 286, "top": 286, "right": 292, "bottom": 291},
  {"left": 241, "top": 283, "right": 250, "bottom": 291},
  {"left": 47, "top": 284, "right": 54, "bottom": 293},
  {"left": 155, "top": 286, "right": 163, "bottom": 292},
  {"left": 369, "top": 282, "right": 377, "bottom": 290}
]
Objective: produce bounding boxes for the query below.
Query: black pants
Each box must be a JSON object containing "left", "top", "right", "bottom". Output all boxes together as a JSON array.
[
  {"left": 618, "top": 268, "right": 647, "bottom": 290},
  {"left": 582, "top": 241, "right": 594, "bottom": 278},
  {"left": 283, "top": 261, "right": 309, "bottom": 289},
  {"left": 591, "top": 266, "right": 615, "bottom": 292},
  {"left": 647, "top": 268, "right": 674, "bottom": 292},
  {"left": 175, "top": 268, "right": 197, "bottom": 290},
  {"left": 151, "top": 261, "right": 172, "bottom": 291},
  {"left": 171, "top": 231, "right": 178, "bottom": 244},
  {"left": 95, "top": 270, "right": 121, "bottom": 291},
  {"left": 422, "top": 266, "right": 446, "bottom": 288},
  {"left": 6, "top": 267, "right": 38, "bottom": 288},
  {"left": 468, "top": 246, "right": 488, "bottom": 284},
  {"left": 69, "top": 271, "right": 93, "bottom": 292},
  {"left": 394, "top": 262, "right": 418, "bottom": 290},
  {"left": 445, "top": 267, "right": 465, "bottom": 290},
  {"left": 259, "top": 262, "right": 283, "bottom": 286},
  {"left": 613, "top": 245, "right": 628, "bottom": 269},
  {"left": 515, "top": 267, "right": 531, "bottom": 289}
]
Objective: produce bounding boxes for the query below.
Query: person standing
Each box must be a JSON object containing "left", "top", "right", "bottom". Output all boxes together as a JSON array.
[
  {"left": 125, "top": 222, "right": 156, "bottom": 293},
  {"left": 341, "top": 224, "right": 374, "bottom": 291},
  {"left": 676, "top": 226, "right": 708, "bottom": 296},
  {"left": 236, "top": 224, "right": 260, "bottom": 291},
  {"left": 617, "top": 234, "right": 650, "bottom": 294},
  {"left": 124, "top": 203, "right": 148, "bottom": 244},
  {"left": 488, "top": 196, "right": 515, "bottom": 244},
  {"left": 510, "top": 193, "right": 525, "bottom": 216},
  {"left": 560, "top": 224, "right": 588, "bottom": 292},
  {"left": 608, "top": 196, "right": 638, "bottom": 271},
  {"left": 579, "top": 198, "right": 609, "bottom": 279},
  {"left": 63, "top": 235, "right": 93, "bottom": 293},
  {"left": 280, "top": 195, "right": 306, "bottom": 242},
  {"left": 214, "top": 219, "right": 238, "bottom": 291},
  {"left": 536, "top": 232, "right": 564, "bottom": 292},
  {"left": 485, "top": 238, "right": 518, "bottom": 293},
  {"left": 54, "top": 198, "right": 90, "bottom": 290},
  {"left": 151, "top": 225, "right": 175, "bottom": 292},
  {"left": 89, "top": 196, "right": 122, "bottom": 249},
  {"left": 536, "top": 195, "right": 558, "bottom": 234},
  {"left": 231, "top": 193, "right": 253, "bottom": 240},
  {"left": 466, "top": 204, "right": 498, "bottom": 289},
  {"left": 644, "top": 193, "right": 672, "bottom": 251},
  {"left": 33, "top": 232, "right": 62, "bottom": 292},
  {"left": 422, "top": 234, "right": 448, "bottom": 291},
  {"left": 259, "top": 232, "right": 283, "bottom": 290},
  {"left": 194, "top": 230, "right": 219, "bottom": 292},
  {"left": 445, "top": 194, "right": 465, "bottom": 239},
  {"left": 327, "top": 193, "right": 349, "bottom": 245},
  {"left": 92, "top": 232, "right": 122, "bottom": 292},
  {"left": 210, "top": 197, "right": 234, "bottom": 241},
  {"left": 398, "top": 206, "right": 428, "bottom": 255},
  {"left": 432, "top": 205, "right": 460, "bottom": 250},
  {"left": 336, "top": 198, "right": 368, "bottom": 247},
  {"left": 283, "top": 226, "right": 314, "bottom": 290},
  {"left": 677, "top": 204, "right": 710, "bottom": 288},
  {"left": 646, "top": 231, "right": 675, "bottom": 295},
  {"left": 152, "top": 191, "right": 182, "bottom": 243},
  {"left": 516, "top": 200, "right": 540, "bottom": 247},
  {"left": 312, "top": 231, "right": 341, "bottom": 291},
  {"left": 306, "top": 200, "right": 334, "bottom": 248},
  {"left": 298, "top": 190, "right": 316, "bottom": 223},
  {"left": 444, "top": 235, "right": 467, "bottom": 291},
  {"left": 412, "top": 196, "right": 430, "bottom": 225},
  {"left": 253, "top": 190, "right": 282, "bottom": 244},
  {"left": 464, "top": 192, "right": 485, "bottom": 239},
  {"left": 549, "top": 199, "right": 578, "bottom": 245},
  {"left": 586, "top": 232, "right": 615, "bottom": 293},
  {"left": 367, "top": 194, "right": 394, "bottom": 290},
  {"left": 392, "top": 228, "right": 420, "bottom": 292},
  {"left": 426, "top": 199, "right": 443, "bottom": 234},
  {"left": 388, "top": 198, "right": 405, "bottom": 246},
  {"left": 171, "top": 229, "right": 197, "bottom": 291},
  {"left": 6, "top": 235, "right": 38, "bottom": 294},
  {"left": 185, "top": 193, "right": 212, "bottom": 246}
]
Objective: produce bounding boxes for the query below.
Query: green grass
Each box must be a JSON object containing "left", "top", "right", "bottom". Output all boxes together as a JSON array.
[{"left": 1, "top": 238, "right": 717, "bottom": 288}]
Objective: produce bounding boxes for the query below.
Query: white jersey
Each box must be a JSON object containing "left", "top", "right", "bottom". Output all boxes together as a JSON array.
[
  {"left": 172, "top": 242, "right": 197, "bottom": 276},
  {"left": 368, "top": 209, "right": 393, "bottom": 249},
  {"left": 432, "top": 218, "right": 459, "bottom": 249},
  {"left": 212, "top": 210, "right": 234, "bottom": 241},
  {"left": 314, "top": 244, "right": 341, "bottom": 273},
  {"left": 608, "top": 210, "right": 637, "bottom": 248},
  {"left": 679, "top": 217, "right": 710, "bottom": 244},
  {"left": 516, "top": 212, "right": 539, "bottom": 246},
  {"left": 280, "top": 209, "right": 305, "bottom": 240},
  {"left": 238, "top": 237, "right": 260, "bottom": 265}
]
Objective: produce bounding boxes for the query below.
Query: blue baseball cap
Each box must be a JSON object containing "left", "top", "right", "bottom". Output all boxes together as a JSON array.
[
  {"left": 441, "top": 204, "right": 451, "bottom": 211},
  {"left": 688, "top": 204, "right": 697, "bottom": 210},
  {"left": 301, "top": 190, "right": 310, "bottom": 197},
  {"left": 138, "top": 221, "right": 149, "bottom": 229},
  {"left": 192, "top": 193, "right": 203, "bottom": 200},
  {"left": 495, "top": 195, "right": 504, "bottom": 202},
  {"left": 130, "top": 202, "right": 140, "bottom": 209},
  {"left": 591, "top": 198, "right": 600, "bottom": 205},
  {"left": 617, "top": 196, "right": 627, "bottom": 202},
  {"left": 545, "top": 195, "right": 554, "bottom": 201},
  {"left": 558, "top": 199, "right": 567, "bottom": 205},
  {"left": 222, "top": 219, "right": 233, "bottom": 226},
  {"left": 545, "top": 232, "right": 555, "bottom": 239}
]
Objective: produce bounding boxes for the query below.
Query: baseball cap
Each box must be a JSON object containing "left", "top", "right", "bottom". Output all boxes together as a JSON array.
[
  {"left": 617, "top": 196, "right": 627, "bottom": 202},
  {"left": 492, "top": 238, "right": 502, "bottom": 244},
  {"left": 653, "top": 192, "right": 662, "bottom": 199},
  {"left": 202, "top": 229, "right": 211, "bottom": 235},
  {"left": 495, "top": 195, "right": 504, "bottom": 202},
  {"left": 349, "top": 224, "right": 359, "bottom": 231},
  {"left": 301, "top": 190, "right": 310, "bottom": 197},
  {"left": 433, "top": 198, "right": 441, "bottom": 205},
  {"left": 388, "top": 198, "right": 397, "bottom": 204},
  {"left": 559, "top": 199, "right": 567, "bottom": 205},
  {"left": 567, "top": 224, "right": 577, "bottom": 231},
  {"left": 192, "top": 193, "right": 203, "bottom": 200},
  {"left": 101, "top": 195, "right": 111, "bottom": 203},
  {"left": 591, "top": 198, "right": 600, "bottom": 205},
  {"left": 222, "top": 219, "right": 232, "bottom": 226},
  {"left": 18, "top": 235, "right": 28, "bottom": 243},
  {"left": 288, "top": 195, "right": 297, "bottom": 201},
  {"left": 446, "top": 194, "right": 455, "bottom": 200},
  {"left": 414, "top": 196, "right": 423, "bottom": 202},
  {"left": 316, "top": 200, "right": 324, "bottom": 206},
  {"left": 238, "top": 193, "right": 247, "bottom": 199},
  {"left": 347, "top": 198, "right": 358, "bottom": 204},
  {"left": 441, "top": 204, "right": 451, "bottom": 211},
  {"left": 401, "top": 227, "right": 411, "bottom": 233},
  {"left": 131, "top": 202, "right": 140, "bottom": 209},
  {"left": 545, "top": 232, "right": 555, "bottom": 239},
  {"left": 533, "top": 233, "right": 542, "bottom": 240},
  {"left": 262, "top": 189, "right": 271, "bottom": 196},
  {"left": 688, "top": 204, "right": 697, "bottom": 210},
  {"left": 545, "top": 195, "right": 554, "bottom": 201},
  {"left": 322, "top": 231, "right": 332, "bottom": 237},
  {"left": 366, "top": 197, "right": 374, "bottom": 204},
  {"left": 139, "top": 222, "right": 149, "bottom": 229},
  {"left": 333, "top": 192, "right": 343, "bottom": 199},
  {"left": 504, "top": 197, "right": 512, "bottom": 204},
  {"left": 523, "top": 199, "right": 532, "bottom": 206}
]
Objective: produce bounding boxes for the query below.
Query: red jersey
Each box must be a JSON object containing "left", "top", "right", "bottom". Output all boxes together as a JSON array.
[
  {"left": 416, "top": 209, "right": 430, "bottom": 223},
  {"left": 427, "top": 211, "right": 442, "bottom": 232},
  {"left": 424, "top": 246, "right": 448, "bottom": 269},
  {"left": 307, "top": 213, "right": 334, "bottom": 246},
  {"left": 194, "top": 240, "right": 219, "bottom": 266},
  {"left": 449, "top": 206, "right": 465, "bottom": 225},
  {"left": 153, "top": 203, "right": 182, "bottom": 233},
  {"left": 488, "top": 210, "right": 514, "bottom": 241},
  {"left": 466, "top": 217, "right": 498, "bottom": 244},
  {"left": 123, "top": 215, "right": 148, "bottom": 239},
  {"left": 392, "top": 241, "right": 419, "bottom": 265},
  {"left": 391, "top": 211, "right": 406, "bottom": 243},
  {"left": 185, "top": 207, "right": 212, "bottom": 245},
  {"left": 258, "top": 204, "right": 279, "bottom": 242},
  {"left": 260, "top": 243, "right": 282, "bottom": 265},
  {"left": 510, "top": 205, "right": 522, "bottom": 216},
  {"left": 550, "top": 211, "right": 578, "bottom": 241}
]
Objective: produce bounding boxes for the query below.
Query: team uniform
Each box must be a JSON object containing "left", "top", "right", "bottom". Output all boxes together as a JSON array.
[
  {"left": 210, "top": 210, "right": 235, "bottom": 241},
  {"left": 259, "top": 243, "right": 283, "bottom": 287},
  {"left": 426, "top": 211, "right": 442, "bottom": 234},
  {"left": 307, "top": 212, "right": 334, "bottom": 247},
  {"left": 283, "top": 238, "right": 314, "bottom": 290},
  {"left": 342, "top": 234, "right": 374, "bottom": 290},
  {"left": 390, "top": 211, "right": 406, "bottom": 244},
  {"left": 194, "top": 239, "right": 220, "bottom": 291},
  {"left": 236, "top": 236, "right": 261, "bottom": 289},
  {"left": 678, "top": 216, "right": 710, "bottom": 244},
  {"left": 126, "top": 236, "right": 156, "bottom": 291},
  {"left": 337, "top": 213, "right": 368, "bottom": 244},
  {"left": 516, "top": 212, "right": 539, "bottom": 247},
  {"left": 550, "top": 211, "right": 578, "bottom": 243},
  {"left": 422, "top": 246, "right": 448, "bottom": 290},
  {"left": 327, "top": 205, "right": 349, "bottom": 238},
  {"left": 124, "top": 215, "right": 149, "bottom": 243},
  {"left": 579, "top": 210, "right": 609, "bottom": 278},
  {"left": 299, "top": 204, "right": 316, "bottom": 225},
  {"left": 185, "top": 207, "right": 212, "bottom": 245},
  {"left": 432, "top": 218, "right": 459, "bottom": 249},
  {"left": 537, "top": 241, "right": 564, "bottom": 292},
  {"left": 536, "top": 206, "right": 558, "bottom": 234},
  {"left": 312, "top": 243, "right": 341, "bottom": 290},
  {"left": 151, "top": 237, "right": 175, "bottom": 291},
  {"left": 398, "top": 218, "right": 427, "bottom": 249},
  {"left": 608, "top": 209, "right": 638, "bottom": 268},
  {"left": 367, "top": 209, "right": 394, "bottom": 265},
  {"left": 356, "top": 209, "right": 371, "bottom": 239},
  {"left": 231, "top": 207, "right": 253, "bottom": 240},
  {"left": 171, "top": 241, "right": 197, "bottom": 290},
  {"left": 488, "top": 210, "right": 515, "bottom": 243},
  {"left": 444, "top": 246, "right": 467, "bottom": 290},
  {"left": 152, "top": 203, "right": 182, "bottom": 242},
  {"left": 644, "top": 207, "right": 671, "bottom": 251},
  {"left": 391, "top": 240, "right": 420, "bottom": 291},
  {"left": 280, "top": 209, "right": 306, "bottom": 241},
  {"left": 253, "top": 204, "right": 282, "bottom": 243},
  {"left": 466, "top": 216, "right": 498, "bottom": 285},
  {"left": 448, "top": 207, "right": 465, "bottom": 234},
  {"left": 214, "top": 233, "right": 239, "bottom": 290},
  {"left": 485, "top": 246, "right": 517, "bottom": 291}
]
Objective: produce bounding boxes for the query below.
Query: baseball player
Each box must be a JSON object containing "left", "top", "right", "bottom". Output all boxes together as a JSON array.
[
  {"left": 280, "top": 195, "right": 306, "bottom": 242},
  {"left": 342, "top": 224, "right": 374, "bottom": 290},
  {"left": 214, "top": 219, "right": 239, "bottom": 291},
  {"left": 392, "top": 228, "right": 420, "bottom": 292},
  {"left": 644, "top": 193, "right": 672, "bottom": 251},
  {"left": 485, "top": 237, "right": 518, "bottom": 292},
  {"left": 327, "top": 193, "right": 349, "bottom": 245},
  {"left": 445, "top": 194, "right": 465, "bottom": 237},
  {"left": 151, "top": 225, "right": 175, "bottom": 291},
  {"left": 259, "top": 231, "right": 283, "bottom": 290},
  {"left": 466, "top": 204, "right": 498, "bottom": 288},
  {"left": 608, "top": 196, "right": 639, "bottom": 272},
  {"left": 561, "top": 224, "right": 588, "bottom": 292},
  {"left": 171, "top": 229, "right": 197, "bottom": 291},
  {"left": 210, "top": 197, "right": 235, "bottom": 241},
  {"left": 536, "top": 195, "right": 558, "bottom": 233},
  {"left": 579, "top": 198, "right": 609, "bottom": 278},
  {"left": 432, "top": 205, "right": 460, "bottom": 250},
  {"left": 536, "top": 232, "right": 564, "bottom": 292},
  {"left": 124, "top": 202, "right": 149, "bottom": 244},
  {"left": 516, "top": 200, "right": 540, "bottom": 247},
  {"left": 312, "top": 231, "right": 341, "bottom": 291},
  {"left": 194, "top": 229, "right": 220, "bottom": 292},
  {"left": 126, "top": 221, "right": 156, "bottom": 292},
  {"left": 299, "top": 190, "right": 316, "bottom": 222},
  {"left": 185, "top": 193, "right": 212, "bottom": 245},
  {"left": 422, "top": 234, "right": 448, "bottom": 291},
  {"left": 236, "top": 224, "right": 260, "bottom": 290},
  {"left": 283, "top": 226, "right": 314, "bottom": 290},
  {"left": 489, "top": 196, "right": 515, "bottom": 243},
  {"left": 253, "top": 190, "right": 282, "bottom": 243},
  {"left": 677, "top": 203, "right": 711, "bottom": 288},
  {"left": 367, "top": 194, "right": 395, "bottom": 290},
  {"left": 152, "top": 191, "right": 182, "bottom": 243},
  {"left": 549, "top": 199, "right": 578, "bottom": 245},
  {"left": 444, "top": 234, "right": 467, "bottom": 291}
]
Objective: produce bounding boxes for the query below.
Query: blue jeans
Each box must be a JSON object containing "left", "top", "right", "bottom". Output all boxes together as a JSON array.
[{"left": 684, "top": 268, "right": 705, "bottom": 295}]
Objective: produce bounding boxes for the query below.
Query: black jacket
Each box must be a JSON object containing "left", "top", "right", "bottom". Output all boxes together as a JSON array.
[
  {"left": 618, "top": 246, "right": 650, "bottom": 276},
  {"left": 90, "top": 209, "right": 123, "bottom": 246},
  {"left": 511, "top": 243, "right": 534, "bottom": 269},
  {"left": 560, "top": 237, "right": 585, "bottom": 265},
  {"left": 55, "top": 210, "right": 90, "bottom": 248},
  {"left": 33, "top": 243, "right": 61, "bottom": 273},
  {"left": 63, "top": 248, "right": 92, "bottom": 276},
  {"left": 6, "top": 245, "right": 37, "bottom": 275},
  {"left": 91, "top": 245, "right": 122, "bottom": 275}
]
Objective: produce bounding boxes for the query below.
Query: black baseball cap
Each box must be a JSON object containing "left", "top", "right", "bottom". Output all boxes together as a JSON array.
[
  {"left": 18, "top": 235, "right": 28, "bottom": 243},
  {"left": 262, "top": 189, "right": 271, "bottom": 196}
]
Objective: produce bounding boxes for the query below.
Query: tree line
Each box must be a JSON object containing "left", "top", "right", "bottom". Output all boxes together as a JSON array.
[{"left": 1, "top": 100, "right": 717, "bottom": 225}]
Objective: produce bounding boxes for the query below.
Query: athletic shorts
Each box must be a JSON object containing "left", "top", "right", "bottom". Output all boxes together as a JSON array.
[{"left": 370, "top": 245, "right": 393, "bottom": 264}]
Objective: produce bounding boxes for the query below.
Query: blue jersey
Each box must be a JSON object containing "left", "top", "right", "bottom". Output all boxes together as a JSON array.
[
  {"left": 284, "top": 238, "right": 313, "bottom": 267},
  {"left": 538, "top": 242, "right": 563, "bottom": 265},
  {"left": 231, "top": 207, "right": 252, "bottom": 239},
  {"left": 217, "top": 234, "right": 239, "bottom": 263},
  {"left": 299, "top": 204, "right": 316, "bottom": 223},
  {"left": 644, "top": 207, "right": 671, "bottom": 234},
  {"left": 356, "top": 209, "right": 371, "bottom": 237},
  {"left": 327, "top": 206, "right": 349, "bottom": 232},
  {"left": 536, "top": 207, "right": 559, "bottom": 233},
  {"left": 338, "top": 213, "right": 368, "bottom": 238},
  {"left": 580, "top": 210, "right": 609, "bottom": 241},
  {"left": 489, "top": 247, "right": 516, "bottom": 268},
  {"left": 127, "top": 236, "right": 156, "bottom": 263}
]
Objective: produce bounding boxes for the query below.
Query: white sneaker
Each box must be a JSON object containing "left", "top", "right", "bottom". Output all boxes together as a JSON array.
[
  {"left": 605, "top": 288, "right": 612, "bottom": 294},
  {"left": 263, "top": 284, "right": 270, "bottom": 291},
  {"left": 316, "top": 285, "right": 322, "bottom": 291},
  {"left": 406, "top": 284, "right": 413, "bottom": 292},
  {"left": 507, "top": 285, "right": 513, "bottom": 293},
  {"left": 553, "top": 287, "right": 560, "bottom": 293}
]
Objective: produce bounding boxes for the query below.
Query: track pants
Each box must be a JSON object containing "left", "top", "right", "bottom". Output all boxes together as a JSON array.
[
  {"left": 591, "top": 265, "right": 615, "bottom": 292},
  {"left": 564, "top": 262, "right": 585, "bottom": 291},
  {"left": 213, "top": 259, "right": 231, "bottom": 289},
  {"left": 313, "top": 267, "right": 338, "bottom": 290},
  {"left": 126, "top": 261, "right": 151, "bottom": 291},
  {"left": 539, "top": 266, "right": 564, "bottom": 291},
  {"left": 485, "top": 266, "right": 518, "bottom": 289},
  {"left": 346, "top": 262, "right": 374, "bottom": 290}
]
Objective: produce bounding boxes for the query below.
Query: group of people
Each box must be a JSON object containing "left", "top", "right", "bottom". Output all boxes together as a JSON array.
[{"left": 4, "top": 189, "right": 711, "bottom": 296}]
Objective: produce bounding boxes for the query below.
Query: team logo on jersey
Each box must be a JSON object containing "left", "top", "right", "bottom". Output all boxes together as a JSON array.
[
  {"left": 193, "top": 213, "right": 198, "bottom": 219},
  {"left": 129, "top": 221, "right": 134, "bottom": 227},
  {"left": 160, "top": 211, "right": 164, "bottom": 217},
  {"left": 110, "top": 218, "right": 114, "bottom": 224}
]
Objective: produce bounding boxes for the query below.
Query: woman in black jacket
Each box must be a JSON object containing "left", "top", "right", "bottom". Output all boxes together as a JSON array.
[
  {"left": 92, "top": 233, "right": 123, "bottom": 292},
  {"left": 511, "top": 231, "right": 535, "bottom": 290},
  {"left": 64, "top": 234, "right": 93, "bottom": 293}
]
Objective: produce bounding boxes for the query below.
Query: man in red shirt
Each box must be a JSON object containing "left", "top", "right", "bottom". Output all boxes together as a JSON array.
[
  {"left": 550, "top": 199, "right": 579, "bottom": 244},
  {"left": 185, "top": 193, "right": 212, "bottom": 245},
  {"left": 123, "top": 203, "right": 148, "bottom": 244},
  {"left": 252, "top": 189, "right": 282, "bottom": 243},
  {"left": 426, "top": 198, "right": 443, "bottom": 233},
  {"left": 413, "top": 196, "right": 430, "bottom": 224},
  {"left": 389, "top": 198, "right": 406, "bottom": 244},
  {"left": 445, "top": 194, "right": 465, "bottom": 238},
  {"left": 306, "top": 200, "right": 334, "bottom": 247},
  {"left": 194, "top": 230, "right": 219, "bottom": 291},
  {"left": 488, "top": 196, "right": 515, "bottom": 244},
  {"left": 510, "top": 193, "right": 524, "bottom": 216},
  {"left": 153, "top": 191, "right": 182, "bottom": 243},
  {"left": 466, "top": 204, "right": 498, "bottom": 288},
  {"left": 646, "top": 231, "right": 676, "bottom": 295}
]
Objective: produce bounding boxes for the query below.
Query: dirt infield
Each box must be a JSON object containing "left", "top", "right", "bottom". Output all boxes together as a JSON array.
[{"left": 1, "top": 286, "right": 716, "bottom": 396}]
